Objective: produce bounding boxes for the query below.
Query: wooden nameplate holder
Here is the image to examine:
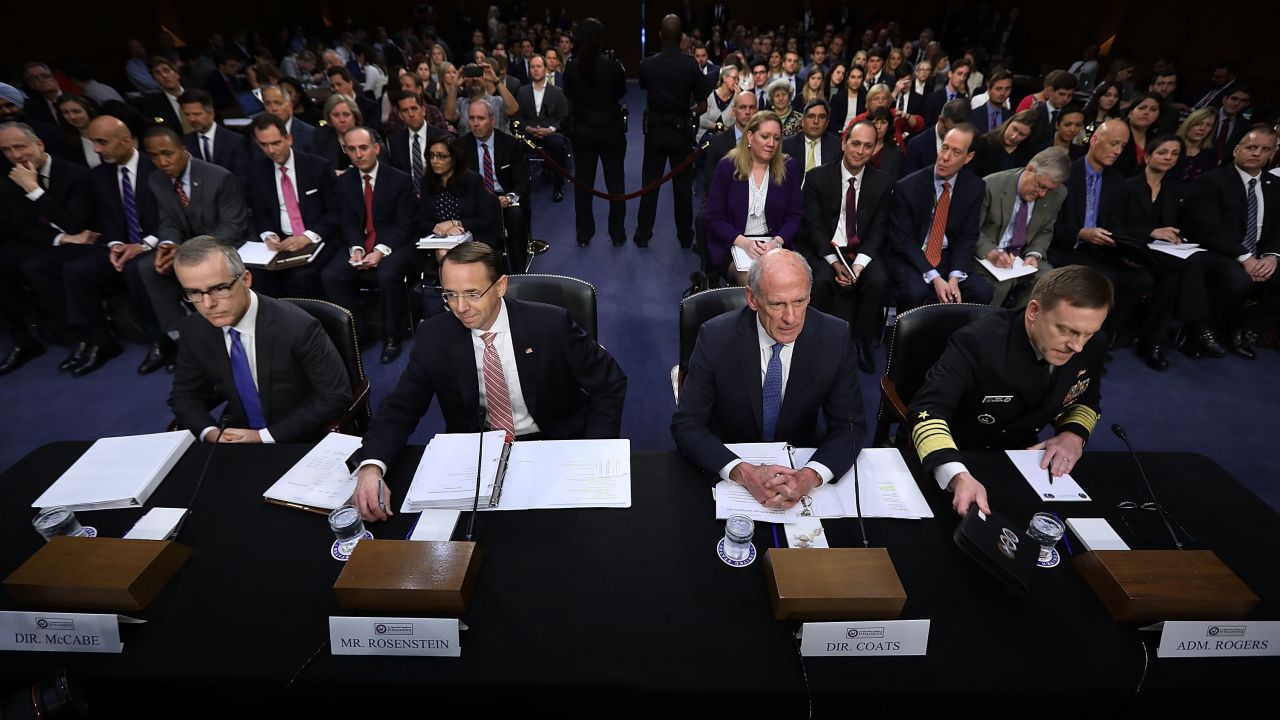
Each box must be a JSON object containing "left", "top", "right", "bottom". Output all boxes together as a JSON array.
[
  {"left": 764, "top": 548, "right": 906, "bottom": 621},
  {"left": 3, "top": 536, "right": 192, "bottom": 612},
  {"left": 333, "top": 540, "right": 482, "bottom": 615},
  {"left": 1073, "top": 550, "right": 1259, "bottom": 621}
]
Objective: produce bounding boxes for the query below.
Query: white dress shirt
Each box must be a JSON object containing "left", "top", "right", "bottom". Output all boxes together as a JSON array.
[
  {"left": 197, "top": 125, "right": 217, "bottom": 161},
  {"left": 107, "top": 150, "right": 160, "bottom": 249},
  {"left": 1236, "top": 165, "right": 1270, "bottom": 261},
  {"left": 473, "top": 133, "right": 505, "bottom": 193},
  {"left": 262, "top": 151, "right": 322, "bottom": 244},
  {"left": 470, "top": 300, "right": 539, "bottom": 436},
  {"left": 347, "top": 163, "right": 393, "bottom": 256},
  {"left": 407, "top": 123, "right": 430, "bottom": 174},
  {"left": 200, "top": 291, "right": 275, "bottom": 443},
  {"left": 824, "top": 163, "right": 874, "bottom": 269},
  {"left": 921, "top": 173, "right": 967, "bottom": 283}
]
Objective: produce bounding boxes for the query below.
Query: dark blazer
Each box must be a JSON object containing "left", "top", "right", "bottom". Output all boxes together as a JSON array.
[
  {"left": 702, "top": 128, "right": 741, "bottom": 195},
  {"left": 2, "top": 155, "right": 90, "bottom": 246},
  {"left": 1123, "top": 173, "right": 1186, "bottom": 241},
  {"left": 509, "top": 57, "right": 532, "bottom": 86},
  {"left": 419, "top": 170, "right": 501, "bottom": 250},
  {"left": 336, "top": 163, "right": 419, "bottom": 252},
  {"left": 1052, "top": 158, "right": 1129, "bottom": 253},
  {"left": 1181, "top": 166, "right": 1280, "bottom": 258},
  {"left": 203, "top": 70, "right": 241, "bottom": 115},
  {"left": 385, "top": 124, "right": 449, "bottom": 183},
  {"left": 87, "top": 153, "right": 161, "bottom": 245},
  {"left": 919, "top": 88, "right": 965, "bottom": 127},
  {"left": 169, "top": 293, "right": 352, "bottom": 442},
  {"left": 458, "top": 131, "right": 531, "bottom": 201},
  {"left": 352, "top": 298, "right": 628, "bottom": 469},
  {"left": 146, "top": 157, "right": 250, "bottom": 246},
  {"left": 890, "top": 166, "right": 984, "bottom": 276},
  {"left": 309, "top": 125, "right": 351, "bottom": 173},
  {"left": 137, "top": 92, "right": 182, "bottom": 130},
  {"left": 904, "top": 126, "right": 940, "bottom": 175},
  {"left": 704, "top": 156, "right": 805, "bottom": 269},
  {"left": 872, "top": 144, "right": 905, "bottom": 184},
  {"left": 799, "top": 161, "right": 893, "bottom": 265},
  {"left": 288, "top": 118, "right": 318, "bottom": 155},
  {"left": 829, "top": 88, "right": 867, "bottom": 135},
  {"left": 515, "top": 83, "right": 569, "bottom": 130},
  {"left": 970, "top": 138, "right": 1033, "bottom": 179},
  {"left": 969, "top": 102, "right": 1008, "bottom": 134},
  {"left": 671, "top": 306, "right": 863, "bottom": 481},
  {"left": 783, "top": 132, "right": 842, "bottom": 173},
  {"left": 183, "top": 126, "right": 251, "bottom": 179},
  {"left": 248, "top": 151, "right": 340, "bottom": 243}
]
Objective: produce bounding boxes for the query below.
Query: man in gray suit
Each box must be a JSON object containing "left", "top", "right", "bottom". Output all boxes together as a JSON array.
[
  {"left": 974, "top": 147, "right": 1070, "bottom": 308},
  {"left": 515, "top": 54, "right": 569, "bottom": 202},
  {"left": 140, "top": 126, "right": 250, "bottom": 342}
]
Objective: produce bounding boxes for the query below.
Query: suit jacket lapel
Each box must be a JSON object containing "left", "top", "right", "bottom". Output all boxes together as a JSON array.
[
  {"left": 507, "top": 301, "right": 539, "bottom": 419},
  {"left": 448, "top": 316, "right": 481, "bottom": 428},
  {"left": 1004, "top": 316, "right": 1052, "bottom": 416},
  {"left": 736, "top": 310, "right": 764, "bottom": 437},
  {"left": 779, "top": 312, "right": 818, "bottom": 436},
  {"left": 253, "top": 297, "right": 273, "bottom": 420}
]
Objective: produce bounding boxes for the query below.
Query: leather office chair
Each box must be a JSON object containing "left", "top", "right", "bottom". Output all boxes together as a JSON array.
[
  {"left": 875, "top": 302, "right": 997, "bottom": 446},
  {"left": 504, "top": 274, "right": 598, "bottom": 341},
  {"left": 283, "top": 298, "right": 373, "bottom": 435},
  {"left": 675, "top": 287, "right": 748, "bottom": 400}
]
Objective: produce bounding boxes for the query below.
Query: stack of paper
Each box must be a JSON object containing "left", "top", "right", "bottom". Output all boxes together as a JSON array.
[
  {"left": 32, "top": 431, "right": 196, "bottom": 511},
  {"left": 495, "top": 439, "right": 631, "bottom": 510},
  {"left": 236, "top": 241, "right": 279, "bottom": 266},
  {"left": 978, "top": 256, "right": 1039, "bottom": 282},
  {"left": 262, "top": 433, "right": 364, "bottom": 512},
  {"left": 402, "top": 431, "right": 508, "bottom": 511},
  {"left": 1147, "top": 241, "right": 1204, "bottom": 259},
  {"left": 1005, "top": 449, "right": 1091, "bottom": 502},
  {"left": 417, "top": 232, "right": 473, "bottom": 250}
]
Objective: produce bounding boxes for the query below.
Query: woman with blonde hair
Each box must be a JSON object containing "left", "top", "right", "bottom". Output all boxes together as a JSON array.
[{"left": 1174, "top": 107, "right": 1218, "bottom": 182}]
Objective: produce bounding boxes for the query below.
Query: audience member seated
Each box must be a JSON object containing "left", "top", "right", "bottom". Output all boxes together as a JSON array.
[
  {"left": 444, "top": 59, "right": 518, "bottom": 135},
  {"left": 19, "top": 63, "right": 63, "bottom": 130},
  {"left": 1114, "top": 92, "right": 1163, "bottom": 177},
  {"left": 782, "top": 98, "right": 839, "bottom": 174},
  {"left": 312, "top": 94, "right": 362, "bottom": 174},
  {"left": 764, "top": 79, "right": 802, "bottom": 138},
  {"left": 385, "top": 92, "right": 448, "bottom": 196},
  {"left": 905, "top": 98, "right": 970, "bottom": 175},
  {"left": 325, "top": 65, "right": 382, "bottom": 134},
  {"left": 1036, "top": 103, "right": 1087, "bottom": 160},
  {"left": 420, "top": 134, "right": 502, "bottom": 262},
  {"left": 258, "top": 84, "right": 317, "bottom": 156},
  {"left": 849, "top": 83, "right": 923, "bottom": 149},
  {"left": 970, "top": 69, "right": 1013, "bottom": 133},
  {"left": 56, "top": 95, "right": 101, "bottom": 168},
  {"left": 178, "top": 90, "right": 251, "bottom": 178},
  {"left": 1173, "top": 108, "right": 1219, "bottom": 183},
  {"left": 1080, "top": 80, "right": 1121, "bottom": 145},
  {"left": 863, "top": 107, "right": 905, "bottom": 183},
  {"left": 969, "top": 109, "right": 1038, "bottom": 178},
  {"left": 514, "top": 54, "right": 569, "bottom": 202},
  {"left": 919, "top": 58, "right": 971, "bottom": 123},
  {"left": 170, "top": 237, "right": 351, "bottom": 443},
  {"left": 829, "top": 64, "right": 866, "bottom": 134},
  {"left": 1027, "top": 70, "right": 1078, "bottom": 149},
  {"left": 138, "top": 57, "right": 188, "bottom": 133},
  {"left": 461, "top": 101, "right": 532, "bottom": 272},
  {"left": 204, "top": 53, "right": 245, "bottom": 118},
  {"left": 705, "top": 111, "right": 804, "bottom": 286}
]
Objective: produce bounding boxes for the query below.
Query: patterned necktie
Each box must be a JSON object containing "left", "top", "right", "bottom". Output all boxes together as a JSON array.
[
  {"left": 845, "top": 177, "right": 860, "bottom": 252},
  {"left": 481, "top": 332, "right": 516, "bottom": 437},
  {"left": 1009, "top": 199, "right": 1029, "bottom": 256},
  {"left": 202, "top": 134, "right": 212, "bottom": 162},
  {"left": 228, "top": 329, "right": 266, "bottom": 429},
  {"left": 411, "top": 131, "right": 424, "bottom": 194},
  {"left": 990, "top": 107, "right": 1002, "bottom": 132},
  {"left": 482, "top": 142, "right": 496, "bottom": 193},
  {"left": 363, "top": 174, "right": 377, "bottom": 252},
  {"left": 279, "top": 165, "right": 307, "bottom": 235},
  {"left": 761, "top": 343, "right": 784, "bottom": 442},
  {"left": 1084, "top": 173, "right": 1099, "bottom": 232},
  {"left": 121, "top": 167, "right": 141, "bottom": 243},
  {"left": 175, "top": 178, "right": 189, "bottom": 209},
  {"left": 1244, "top": 178, "right": 1259, "bottom": 256},
  {"left": 924, "top": 180, "right": 951, "bottom": 267}
]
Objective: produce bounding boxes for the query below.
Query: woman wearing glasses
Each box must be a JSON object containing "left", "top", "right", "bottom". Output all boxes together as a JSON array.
[{"left": 420, "top": 135, "right": 501, "bottom": 263}]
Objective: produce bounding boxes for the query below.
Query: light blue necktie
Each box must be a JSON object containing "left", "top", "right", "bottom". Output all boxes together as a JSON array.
[{"left": 762, "top": 343, "right": 784, "bottom": 442}]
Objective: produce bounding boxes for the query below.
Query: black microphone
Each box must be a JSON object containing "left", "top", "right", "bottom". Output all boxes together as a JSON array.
[
  {"left": 464, "top": 408, "right": 487, "bottom": 542},
  {"left": 851, "top": 421, "right": 869, "bottom": 548},
  {"left": 1111, "top": 423, "right": 1182, "bottom": 550},
  {"left": 174, "top": 418, "right": 228, "bottom": 543}
]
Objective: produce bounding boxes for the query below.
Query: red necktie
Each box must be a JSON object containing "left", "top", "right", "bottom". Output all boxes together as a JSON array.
[
  {"left": 362, "top": 174, "right": 377, "bottom": 252},
  {"left": 481, "top": 332, "right": 516, "bottom": 437},
  {"left": 844, "top": 177, "right": 860, "bottom": 253},
  {"left": 175, "top": 178, "right": 190, "bottom": 209},
  {"left": 482, "top": 143, "right": 496, "bottom": 194},
  {"left": 924, "top": 180, "right": 950, "bottom": 267}
]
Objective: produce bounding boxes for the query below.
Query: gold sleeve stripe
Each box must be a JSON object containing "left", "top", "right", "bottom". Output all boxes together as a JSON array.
[
  {"left": 1056, "top": 405, "right": 1100, "bottom": 433},
  {"left": 912, "top": 418, "right": 957, "bottom": 460}
]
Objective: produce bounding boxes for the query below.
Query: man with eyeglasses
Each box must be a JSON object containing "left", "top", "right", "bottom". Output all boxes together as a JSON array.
[
  {"left": 782, "top": 98, "right": 839, "bottom": 176},
  {"left": 169, "top": 236, "right": 350, "bottom": 443},
  {"left": 348, "top": 241, "right": 628, "bottom": 521}
]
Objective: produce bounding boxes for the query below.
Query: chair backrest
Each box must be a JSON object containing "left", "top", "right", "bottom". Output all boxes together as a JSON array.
[
  {"left": 679, "top": 287, "right": 748, "bottom": 376},
  {"left": 504, "top": 274, "right": 598, "bottom": 340},
  {"left": 283, "top": 298, "right": 371, "bottom": 425},
  {"left": 883, "top": 302, "right": 999, "bottom": 411}
]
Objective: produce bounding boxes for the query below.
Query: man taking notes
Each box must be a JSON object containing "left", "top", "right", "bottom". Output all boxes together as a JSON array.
[
  {"left": 907, "top": 266, "right": 1111, "bottom": 516},
  {"left": 671, "top": 249, "right": 863, "bottom": 509}
]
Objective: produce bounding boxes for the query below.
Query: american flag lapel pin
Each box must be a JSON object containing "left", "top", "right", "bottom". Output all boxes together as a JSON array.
[{"left": 525, "top": 347, "right": 534, "bottom": 354}]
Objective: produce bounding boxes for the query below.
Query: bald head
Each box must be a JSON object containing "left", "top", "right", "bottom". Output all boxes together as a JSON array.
[
  {"left": 732, "top": 90, "right": 758, "bottom": 131},
  {"left": 660, "top": 15, "right": 682, "bottom": 46},
  {"left": 88, "top": 115, "right": 137, "bottom": 164},
  {"left": 747, "top": 249, "right": 813, "bottom": 345},
  {"left": 1087, "top": 119, "right": 1130, "bottom": 169}
]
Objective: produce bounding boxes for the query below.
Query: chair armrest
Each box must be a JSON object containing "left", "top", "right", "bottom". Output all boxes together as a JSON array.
[
  {"left": 880, "top": 376, "right": 908, "bottom": 423},
  {"left": 326, "top": 378, "right": 372, "bottom": 434}
]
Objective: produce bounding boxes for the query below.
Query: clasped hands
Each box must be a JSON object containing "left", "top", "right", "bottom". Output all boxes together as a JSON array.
[
  {"left": 730, "top": 462, "right": 820, "bottom": 509},
  {"left": 734, "top": 235, "right": 783, "bottom": 260}
]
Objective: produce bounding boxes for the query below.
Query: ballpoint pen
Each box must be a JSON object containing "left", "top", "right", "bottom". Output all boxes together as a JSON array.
[{"left": 1047, "top": 465, "right": 1054, "bottom": 486}]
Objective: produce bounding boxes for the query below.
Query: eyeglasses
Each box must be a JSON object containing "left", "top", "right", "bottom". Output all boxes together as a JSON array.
[
  {"left": 428, "top": 152, "right": 452, "bottom": 160},
  {"left": 439, "top": 276, "right": 499, "bottom": 304},
  {"left": 1116, "top": 501, "right": 1158, "bottom": 511},
  {"left": 182, "top": 273, "right": 242, "bottom": 303}
]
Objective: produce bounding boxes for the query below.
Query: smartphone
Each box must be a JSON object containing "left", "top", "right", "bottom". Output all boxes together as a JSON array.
[{"left": 463, "top": 64, "right": 485, "bottom": 78}]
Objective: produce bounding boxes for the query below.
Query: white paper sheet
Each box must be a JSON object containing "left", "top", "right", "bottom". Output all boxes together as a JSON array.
[
  {"left": 417, "top": 232, "right": 473, "bottom": 250},
  {"left": 978, "top": 256, "right": 1039, "bottom": 282},
  {"left": 493, "top": 439, "right": 631, "bottom": 510},
  {"left": 799, "top": 448, "right": 935, "bottom": 520},
  {"left": 33, "top": 431, "right": 195, "bottom": 511},
  {"left": 408, "top": 510, "right": 462, "bottom": 541},
  {"left": 1005, "top": 449, "right": 1092, "bottom": 502},
  {"left": 403, "top": 431, "right": 506, "bottom": 511},
  {"left": 236, "top": 241, "right": 279, "bottom": 266},
  {"left": 262, "top": 433, "right": 363, "bottom": 511},
  {"left": 1147, "top": 241, "right": 1205, "bottom": 259},
  {"left": 123, "top": 507, "right": 188, "bottom": 540},
  {"left": 730, "top": 245, "right": 754, "bottom": 271}
]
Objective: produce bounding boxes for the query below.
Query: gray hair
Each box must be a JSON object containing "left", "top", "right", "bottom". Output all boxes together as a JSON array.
[
  {"left": 765, "top": 78, "right": 794, "bottom": 100},
  {"left": 747, "top": 249, "right": 813, "bottom": 297},
  {"left": 175, "top": 236, "right": 245, "bottom": 277},
  {"left": 0, "top": 122, "right": 40, "bottom": 144},
  {"left": 718, "top": 65, "right": 738, "bottom": 84},
  {"left": 1026, "top": 146, "right": 1071, "bottom": 184}
]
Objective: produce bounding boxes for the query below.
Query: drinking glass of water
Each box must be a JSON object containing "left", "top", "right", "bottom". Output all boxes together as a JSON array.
[
  {"left": 1027, "top": 513, "right": 1066, "bottom": 564},
  {"left": 329, "top": 505, "right": 365, "bottom": 556},
  {"left": 32, "top": 507, "right": 83, "bottom": 542},
  {"left": 723, "top": 514, "right": 755, "bottom": 562}
]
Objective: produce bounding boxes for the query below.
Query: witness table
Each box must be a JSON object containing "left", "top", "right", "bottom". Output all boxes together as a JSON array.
[{"left": 0, "top": 444, "right": 1275, "bottom": 715}]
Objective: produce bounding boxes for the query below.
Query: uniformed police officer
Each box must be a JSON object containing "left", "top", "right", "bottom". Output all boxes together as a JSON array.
[
  {"left": 633, "top": 14, "right": 711, "bottom": 249},
  {"left": 564, "top": 18, "right": 629, "bottom": 247},
  {"left": 907, "top": 266, "right": 1113, "bottom": 516}
]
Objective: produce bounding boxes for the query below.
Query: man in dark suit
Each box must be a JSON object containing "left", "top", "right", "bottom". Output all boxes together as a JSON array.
[
  {"left": 349, "top": 242, "right": 628, "bottom": 521},
  {"left": 1180, "top": 126, "right": 1280, "bottom": 359},
  {"left": 904, "top": 98, "right": 969, "bottom": 175},
  {"left": 896, "top": 60, "right": 932, "bottom": 118},
  {"left": 137, "top": 57, "right": 189, "bottom": 133},
  {"left": 385, "top": 92, "right": 448, "bottom": 195},
  {"left": 1027, "top": 71, "right": 1078, "bottom": 150},
  {"left": 179, "top": 90, "right": 251, "bottom": 179},
  {"left": 203, "top": 53, "right": 244, "bottom": 118},
  {"left": 19, "top": 63, "right": 62, "bottom": 131},
  {"left": 514, "top": 54, "right": 569, "bottom": 204},
  {"left": 320, "top": 127, "right": 419, "bottom": 364},
  {"left": 140, "top": 127, "right": 250, "bottom": 365},
  {"left": 891, "top": 124, "right": 993, "bottom": 310},
  {"left": 0, "top": 122, "right": 90, "bottom": 374},
  {"left": 919, "top": 58, "right": 971, "bottom": 126},
  {"left": 461, "top": 100, "right": 533, "bottom": 272},
  {"left": 1213, "top": 86, "right": 1252, "bottom": 166},
  {"left": 170, "top": 237, "right": 351, "bottom": 443},
  {"left": 671, "top": 249, "right": 863, "bottom": 508},
  {"left": 970, "top": 70, "right": 1013, "bottom": 134},
  {"left": 325, "top": 66, "right": 381, "bottom": 134},
  {"left": 258, "top": 84, "right": 317, "bottom": 156},
  {"left": 783, "top": 98, "right": 841, "bottom": 176},
  {"left": 692, "top": 42, "right": 719, "bottom": 82},
  {"left": 246, "top": 113, "right": 339, "bottom": 298},
  {"left": 907, "top": 266, "right": 1110, "bottom": 516},
  {"left": 798, "top": 121, "right": 893, "bottom": 373}
]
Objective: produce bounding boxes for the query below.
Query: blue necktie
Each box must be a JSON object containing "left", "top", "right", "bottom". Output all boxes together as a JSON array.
[
  {"left": 228, "top": 328, "right": 266, "bottom": 429},
  {"left": 1244, "top": 178, "right": 1259, "bottom": 256},
  {"left": 1084, "top": 174, "right": 1099, "bottom": 233},
  {"left": 202, "top": 134, "right": 212, "bottom": 162},
  {"left": 121, "top": 167, "right": 141, "bottom": 244},
  {"left": 762, "top": 343, "right": 784, "bottom": 442}
]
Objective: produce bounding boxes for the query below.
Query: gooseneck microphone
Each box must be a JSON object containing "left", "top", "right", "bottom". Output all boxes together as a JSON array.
[
  {"left": 175, "top": 418, "right": 228, "bottom": 543},
  {"left": 465, "top": 408, "right": 488, "bottom": 542},
  {"left": 1111, "top": 423, "right": 1182, "bottom": 550},
  {"left": 851, "top": 421, "right": 869, "bottom": 548}
]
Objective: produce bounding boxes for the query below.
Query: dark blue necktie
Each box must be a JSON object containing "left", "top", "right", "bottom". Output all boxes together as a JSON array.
[
  {"left": 228, "top": 328, "right": 266, "bottom": 429},
  {"left": 121, "top": 167, "right": 141, "bottom": 244},
  {"left": 202, "top": 134, "right": 212, "bottom": 162},
  {"left": 762, "top": 342, "right": 784, "bottom": 442},
  {"left": 1244, "top": 178, "right": 1259, "bottom": 256}
]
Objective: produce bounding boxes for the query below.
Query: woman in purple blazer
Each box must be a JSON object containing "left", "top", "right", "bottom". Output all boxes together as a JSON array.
[{"left": 704, "top": 111, "right": 804, "bottom": 285}]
